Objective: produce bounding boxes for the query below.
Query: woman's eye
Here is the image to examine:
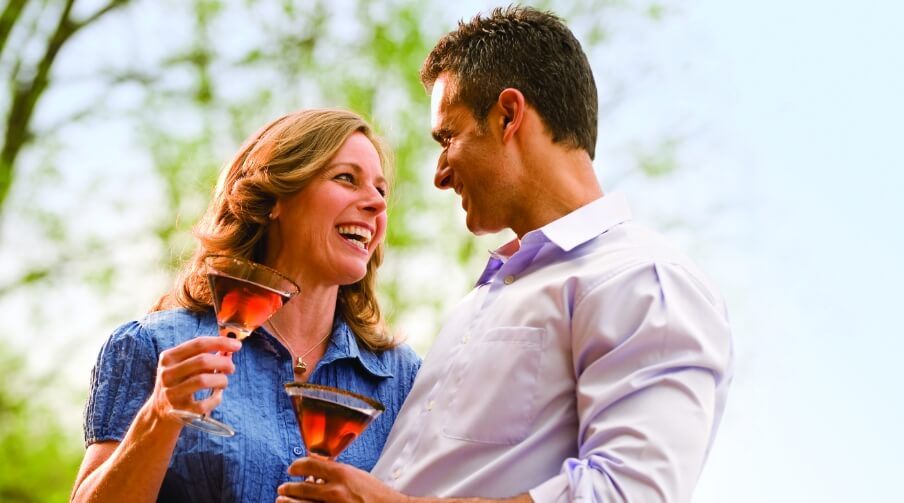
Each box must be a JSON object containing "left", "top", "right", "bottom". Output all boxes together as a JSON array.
[{"left": 335, "top": 173, "right": 354, "bottom": 183}]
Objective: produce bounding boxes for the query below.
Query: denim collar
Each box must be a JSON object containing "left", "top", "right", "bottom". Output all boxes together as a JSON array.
[
  {"left": 321, "top": 319, "right": 392, "bottom": 378},
  {"left": 257, "top": 316, "right": 391, "bottom": 379}
]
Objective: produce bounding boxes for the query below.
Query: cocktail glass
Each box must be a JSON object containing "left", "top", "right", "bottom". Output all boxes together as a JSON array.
[
  {"left": 169, "top": 255, "right": 299, "bottom": 436},
  {"left": 284, "top": 383, "right": 384, "bottom": 466}
]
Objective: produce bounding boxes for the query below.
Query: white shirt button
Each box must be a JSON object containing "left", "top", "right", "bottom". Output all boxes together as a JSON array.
[
  {"left": 427, "top": 400, "right": 435, "bottom": 411},
  {"left": 393, "top": 468, "right": 402, "bottom": 480},
  {"left": 461, "top": 335, "right": 470, "bottom": 344},
  {"left": 503, "top": 275, "right": 515, "bottom": 284}
]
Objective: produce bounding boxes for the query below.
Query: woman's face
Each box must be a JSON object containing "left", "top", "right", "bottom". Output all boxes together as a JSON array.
[{"left": 269, "top": 132, "right": 388, "bottom": 288}]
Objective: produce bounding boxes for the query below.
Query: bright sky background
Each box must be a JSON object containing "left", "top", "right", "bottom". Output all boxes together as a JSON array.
[{"left": 3, "top": 0, "right": 902, "bottom": 501}]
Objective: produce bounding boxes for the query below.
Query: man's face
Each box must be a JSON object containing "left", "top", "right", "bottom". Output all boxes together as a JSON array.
[{"left": 430, "top": 75, "right": 514, "bottom": 235}]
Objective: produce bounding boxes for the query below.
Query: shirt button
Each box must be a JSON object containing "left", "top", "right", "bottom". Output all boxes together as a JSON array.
[
  {"left": 503, "top": 275, "right": 515, "bottom": 284},
  {"left": 393, "top": 468, "right": 402, "bottom": 480},
  {"left": 427, "top": 400, "right": 435, "bottom": 411},
  {"left": 293, "top": 447, "right": 303, "bottom": 456},
  {"left": 461, "top": 335, "right": 470, "bottom": 344}
]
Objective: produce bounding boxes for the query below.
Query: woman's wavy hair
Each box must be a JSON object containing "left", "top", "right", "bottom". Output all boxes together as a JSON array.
[{"left": 152, "top": 108, "right": 396, "bottom": 350}]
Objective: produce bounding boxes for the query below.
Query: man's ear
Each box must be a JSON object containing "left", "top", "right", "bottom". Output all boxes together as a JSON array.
[{"left": 497, "top": 88, "right": 525, "bottom": 142}]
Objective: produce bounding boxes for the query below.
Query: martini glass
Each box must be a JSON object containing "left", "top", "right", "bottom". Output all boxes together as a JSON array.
[
  {"left": 284, "top": 383, "right": 384, "bottom": 467},
  {"left": 169, "top": 255, "right": 299, "bottom": 436}
]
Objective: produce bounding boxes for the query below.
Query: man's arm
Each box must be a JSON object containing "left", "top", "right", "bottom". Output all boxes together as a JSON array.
[
  {"left": 276, "top": 458, "right": 533, "bottom": 503},
  {"left": 528, "top": 262, "right": 732, "bottom": 502}
]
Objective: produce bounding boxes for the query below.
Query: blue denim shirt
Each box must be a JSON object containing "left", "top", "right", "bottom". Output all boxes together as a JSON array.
[{"left": 83, "top": 308, "right": 421, "bottom": 502}]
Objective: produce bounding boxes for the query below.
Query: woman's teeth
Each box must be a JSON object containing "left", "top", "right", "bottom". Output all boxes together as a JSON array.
[{"left": 337, "top": 225, "right": 372, "bottom": 250}]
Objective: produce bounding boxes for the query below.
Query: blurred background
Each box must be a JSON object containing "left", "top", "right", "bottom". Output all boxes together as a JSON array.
[{"left": 0, "top": 0, "right": 901, "bottom": 501}]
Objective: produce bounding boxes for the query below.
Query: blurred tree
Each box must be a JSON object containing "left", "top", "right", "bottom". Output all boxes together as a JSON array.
[
  {"left": 0, "top": 0, "right": 132, "bottom": 214},
  {"left": 0, "top": 343, "right": 83, "bottom": 502}
]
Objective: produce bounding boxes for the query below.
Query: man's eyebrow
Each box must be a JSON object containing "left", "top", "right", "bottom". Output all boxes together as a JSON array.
[{"left": 432, "top": 127, "right": 452, "bottom": 143}]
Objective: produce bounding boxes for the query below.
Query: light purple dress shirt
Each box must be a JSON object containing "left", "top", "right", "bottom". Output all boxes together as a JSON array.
[{"left": 371, "top": 194, "right": 733, "bottom": 502}]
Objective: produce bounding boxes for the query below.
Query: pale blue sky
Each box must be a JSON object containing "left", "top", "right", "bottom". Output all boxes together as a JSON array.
[{"left": 629, "top": 1, "right": 904, "bottom": 500}]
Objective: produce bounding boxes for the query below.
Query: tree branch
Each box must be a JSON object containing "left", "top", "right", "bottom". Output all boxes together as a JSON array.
[
  {"left": 0, "top": 0, "right": 28, "bottom": 58},
  {"left": 0, "top": 0, "right": 132, "bottom": 215}
]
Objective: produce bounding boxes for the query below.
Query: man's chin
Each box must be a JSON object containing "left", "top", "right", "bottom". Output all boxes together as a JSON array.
[{"left": 465, "top": 215, "right": 503, "bottom": 236}]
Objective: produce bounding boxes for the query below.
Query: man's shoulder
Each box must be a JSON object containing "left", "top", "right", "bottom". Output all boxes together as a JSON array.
[
  {"left": 570, "top": 221, "right": 718, "bottom": 294},
  {"left": 578, "top": 222, "right": 724, "bottom": 305}
]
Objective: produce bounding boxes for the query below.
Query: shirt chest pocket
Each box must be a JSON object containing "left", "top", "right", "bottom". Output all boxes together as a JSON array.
[{"left": 443, "top": 326, "right": 547, "bottom": 445}]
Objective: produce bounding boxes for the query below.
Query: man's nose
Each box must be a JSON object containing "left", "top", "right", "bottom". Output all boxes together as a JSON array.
[{"left": 434, "top": 152, "right": 453, "bottom": 190}]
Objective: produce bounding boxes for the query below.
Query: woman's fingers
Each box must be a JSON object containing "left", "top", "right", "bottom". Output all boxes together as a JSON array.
[
  {"left": 159, "top": 336, "right": 241, "bottom": 367},
  {"left": 153, "top": 336, "right": 241, "bottom": 417},
  {"left": 159, "top": 351, "right": 236, "bottom": 387},
  {"left": 160, "top": 372, "right": 229, "bottom": 413}
]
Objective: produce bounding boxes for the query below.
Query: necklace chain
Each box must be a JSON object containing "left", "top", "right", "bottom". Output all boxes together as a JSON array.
[{"left": 266, "top": 318, "right": 331, "bottom": 375}]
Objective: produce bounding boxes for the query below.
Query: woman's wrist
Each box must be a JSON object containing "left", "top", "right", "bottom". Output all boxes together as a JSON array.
[{"left": 139, "top": 399, "right": 185, "bottom": 438}]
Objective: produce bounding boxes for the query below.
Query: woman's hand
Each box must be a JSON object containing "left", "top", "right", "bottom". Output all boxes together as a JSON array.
[{"left": 149, "top": 336, "right": 242, "bottom": 422}]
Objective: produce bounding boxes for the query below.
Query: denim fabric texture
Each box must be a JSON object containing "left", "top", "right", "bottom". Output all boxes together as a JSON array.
[{"left": 83, "top": 308, "right": 421, "bottom": 502}]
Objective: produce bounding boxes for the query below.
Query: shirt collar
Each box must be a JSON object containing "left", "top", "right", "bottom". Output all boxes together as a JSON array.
[
  {"left": 320, "top": 318, "right": 392, "bottom": 379},
  {"left": 258, "top": 317, "right": 392, "bottom": 379},
  {"left": 529, "top": 193, "right": 632, "bottom": 252}
]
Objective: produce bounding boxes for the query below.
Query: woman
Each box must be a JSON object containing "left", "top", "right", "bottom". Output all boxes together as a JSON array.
[{"left": 71, "top": 109, "right": 421, "bottom": 502}]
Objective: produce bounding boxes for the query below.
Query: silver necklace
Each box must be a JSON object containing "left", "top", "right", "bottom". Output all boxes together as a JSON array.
[{"left": 266, "top": 319, "right": 331, "bottom": 375}]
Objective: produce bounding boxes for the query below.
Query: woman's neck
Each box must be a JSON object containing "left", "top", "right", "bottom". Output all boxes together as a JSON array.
[{"left": 267, "top": 283, "right": 338, "bottom": 347}]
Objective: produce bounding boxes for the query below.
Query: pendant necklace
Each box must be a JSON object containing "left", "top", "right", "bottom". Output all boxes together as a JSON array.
[{"left": 267, "top": 320, "right": 331, "bottom": 375}]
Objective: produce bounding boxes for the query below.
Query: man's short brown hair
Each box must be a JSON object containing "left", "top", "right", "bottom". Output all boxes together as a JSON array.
[{"left": 421, "top": 5, "right": 598, "bottom": 158}]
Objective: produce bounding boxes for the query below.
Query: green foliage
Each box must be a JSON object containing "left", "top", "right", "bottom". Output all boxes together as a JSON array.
[
  {"left": 0, "top": 344, "right": 83, "bottom": 502},
  {"left": 638, "top": 139, "right": 679, "bottom": 178}
]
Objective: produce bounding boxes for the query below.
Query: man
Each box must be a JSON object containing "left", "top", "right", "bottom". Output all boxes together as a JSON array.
[{"left": 278, "top": 6, "right": 732, "bottom": 502}]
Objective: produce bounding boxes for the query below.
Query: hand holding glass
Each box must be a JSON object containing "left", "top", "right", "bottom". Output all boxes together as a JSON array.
[{"left": 169, "top": 256, "right": 299, "bottom": 436}]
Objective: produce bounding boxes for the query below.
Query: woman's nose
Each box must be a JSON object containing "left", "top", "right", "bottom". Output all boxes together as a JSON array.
[{"left": 361, "top": 185, "right": 387, "bottom": 213}]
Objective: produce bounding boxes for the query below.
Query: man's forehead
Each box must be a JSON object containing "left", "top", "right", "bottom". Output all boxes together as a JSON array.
[{"left": 429, "top": 76, "right": 451, "bottom": 130}]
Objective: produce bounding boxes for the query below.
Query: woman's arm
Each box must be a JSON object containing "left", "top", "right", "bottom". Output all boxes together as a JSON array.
[
  {"left": 71, "top": 335, "right": 241, "bottom": 502},
  {"left": 70, "top": 406, "right": 182, "bottom": 502}
]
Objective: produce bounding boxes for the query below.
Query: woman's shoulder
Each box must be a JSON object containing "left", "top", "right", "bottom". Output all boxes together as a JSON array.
[
  {"left": 374, "top": 341, "right": 422, "bottom": 376},
  {"left": 109, "top": 307, "right": 215, "bottom": 346}
]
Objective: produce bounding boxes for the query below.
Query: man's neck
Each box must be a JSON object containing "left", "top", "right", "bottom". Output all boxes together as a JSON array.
[{"left": 512, "top": 147, "right": 603, "bottom": 238}]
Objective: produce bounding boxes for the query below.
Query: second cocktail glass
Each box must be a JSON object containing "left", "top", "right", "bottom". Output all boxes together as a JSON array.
[
  {"left": 284, "top": 383, "right": 384, "bottom": 461},
  {"left": 169, "top": 255, "right": 299, "bottom": 437}
]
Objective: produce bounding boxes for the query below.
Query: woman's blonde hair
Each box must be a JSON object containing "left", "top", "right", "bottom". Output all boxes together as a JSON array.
[{"left": 152, "top": 108, "right": 396, "bottom": 350}]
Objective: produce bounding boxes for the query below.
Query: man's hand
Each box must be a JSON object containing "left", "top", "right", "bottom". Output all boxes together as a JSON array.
[{"left": 277, "top": 457, "right": 411, "bottom": 503}]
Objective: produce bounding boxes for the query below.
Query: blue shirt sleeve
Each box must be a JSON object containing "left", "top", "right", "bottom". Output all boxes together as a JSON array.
[{"left": 83, "top": 320, "right": 158, "bottom": 447}]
